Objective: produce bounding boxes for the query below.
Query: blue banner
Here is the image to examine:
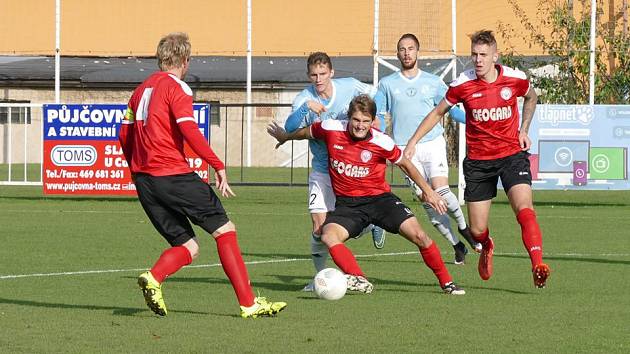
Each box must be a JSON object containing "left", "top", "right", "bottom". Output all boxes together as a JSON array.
[
  {"left": 528, "top": 105, "right": 630, "bottom": 190},
  {"left": 43, "top": 104, "right": 210, "bottom": 140}
]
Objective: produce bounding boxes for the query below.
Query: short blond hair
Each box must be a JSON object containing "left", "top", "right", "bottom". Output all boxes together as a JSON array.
[{"left": 156, "top": 32, "right": 191, "bottom": 71}]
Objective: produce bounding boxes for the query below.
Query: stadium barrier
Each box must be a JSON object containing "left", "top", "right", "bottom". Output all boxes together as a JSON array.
[{"left": 2, "top": 102, "right": 452, "bottom": 192}]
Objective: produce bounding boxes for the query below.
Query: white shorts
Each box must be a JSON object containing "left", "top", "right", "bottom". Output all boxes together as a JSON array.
[
  {"left": 399, "top": 135, "right": 449, "bottom": 196},
  {"left": 308, "top": 170, "right": 336, "bottom": 213}
]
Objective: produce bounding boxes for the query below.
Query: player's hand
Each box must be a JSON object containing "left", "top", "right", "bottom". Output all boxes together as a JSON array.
[
  {"left": 307, "top": 100, "right": 327, "bottom": 115},
  {"left": 423, "top": 190, "right": 447, "bottom": 214},
  {"left": 214, "top": 169, "right": 236, "bottom": 198},
  {"left": 266, "top": 121, "right": 289, "bottom": 148},
  {"left": 519, "top": 132, "right": 531, "bottom": 151},
  {"left": 403, "top": 144, "right": 416, "bottom": 160}
]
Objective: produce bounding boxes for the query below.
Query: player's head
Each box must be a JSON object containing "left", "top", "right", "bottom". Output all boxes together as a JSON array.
[
  {"left": 397, "top": 33, "right": 420, "bottom": 70},
  {"left": 347, "top": 94, "right": 376, "bottom": 140},
  {"left": 469, "top": 30, "right": 498, "bottom": 79},
  {"left": 307, "top": 52, "right": 334, "bottom": 95},
  {"left": 156, "top": 32, "right": 192, "bottom": 76}
]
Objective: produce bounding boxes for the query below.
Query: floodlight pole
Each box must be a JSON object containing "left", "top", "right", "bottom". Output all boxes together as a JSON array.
[
  {"left": 588, "top": 0, "right": 597, "bottom": 105},
  {"left": 55, "top": 0, "right": 61, "bottom": 103},
  {"left": 372, "top": 0, "right": 380, "bottom": 85},
  {"left": 452, "top": 0, "right": 465, "bottom": 205},
  {"left": 246, "top": 0, "right": 253, "bottom": 167}
]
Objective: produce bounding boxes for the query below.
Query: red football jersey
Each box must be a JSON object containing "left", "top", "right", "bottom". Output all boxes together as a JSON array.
[
  {"left": 444, "top": 65, "right": 530, "bottom": 160},
  {"left": 121, "top": 71, "right": 201, "bottom": 176},
  {"left": 310, "top": 120, "right": 403, "bottom": 197}
]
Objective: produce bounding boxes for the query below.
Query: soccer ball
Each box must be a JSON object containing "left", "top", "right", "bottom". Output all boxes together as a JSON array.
[{"left": 313, "top": 268, "right": 347, "bottom": 300}]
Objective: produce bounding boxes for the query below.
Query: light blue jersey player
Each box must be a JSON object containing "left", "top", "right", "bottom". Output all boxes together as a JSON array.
[
  {"left": 377, "top": 34, "right": 481, "bottom": 265},
  {"left": 285, "top": 52, "right": 386, "bottom": 291}
]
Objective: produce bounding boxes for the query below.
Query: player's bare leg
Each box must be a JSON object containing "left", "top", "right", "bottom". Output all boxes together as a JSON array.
[
  {"left": 321, "top": 224, "right": 373, "bottom": 293},
  {"left": 431, "top": 177, "right": 482, "bottom": 254},
  {"left": 507, "top": 184, "right": 550, "bottom": 288},
  {"left": 398, "top": 218, "right": 465, "bottom": 295},
  {"left": 137, "top": 237, "right": 198, "bottom": 316},
  {"left": 210, "top": 222, "right": 286, "bottom": 317},
  {"left": 467, "top": 200, "right": 494, "bottom": 280}
]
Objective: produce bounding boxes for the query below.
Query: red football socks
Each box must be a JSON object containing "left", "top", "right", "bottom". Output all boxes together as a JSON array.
[
  {"left": 215, "top": 231, "right": 255, "bottom": 307},
  {"left": 419, "top": 241, "right": 452, "bottom": 287},
  {"left": 150, "top": 245, "right": 192, "bottom": 283},
  {"left": 517, "top": 208, "right": 544, "bottom": 268},
  {"left": 472, "top": 228, "right": 490, "bottom": 246},
  {"left": 329, "top": 244, "right": 364, "bottom": 276}
]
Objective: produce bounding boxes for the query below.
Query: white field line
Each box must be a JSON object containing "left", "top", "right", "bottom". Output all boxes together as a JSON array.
[
  {"left": 0, "top": 251, "right": 627, "bottom": 280},
  {"left": 2, "top": 209, "right": 629, "bottom": 220}
]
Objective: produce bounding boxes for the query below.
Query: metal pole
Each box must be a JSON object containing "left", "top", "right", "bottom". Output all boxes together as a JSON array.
[
  {"left": 589, "top": 0, "right": 597, "bottom": 105},
  {"left": 372, "top": 0, "right": 380, "bottom": 85},
  {"left": 8, "top": 107, "right": 12, "bottom": 182},
  {"left": 453, "top": 0, "right": 465, "bottom": 204},
  {"left": 24, "top": 108, "right": 28, "bottom": 181},
  {"left": 55, "top": 0, "right": 61, "bottom": 103},
  {"left": 246, "top": 0, "right": 252, "bottom": 167}
]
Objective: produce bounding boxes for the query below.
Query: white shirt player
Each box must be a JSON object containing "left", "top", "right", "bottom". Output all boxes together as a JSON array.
[
  {"left": 376, "top": 70, "right": 465, "bottom": 146},
  {"left": 286, "top": 77, "right": 380, "bottom": 173}
]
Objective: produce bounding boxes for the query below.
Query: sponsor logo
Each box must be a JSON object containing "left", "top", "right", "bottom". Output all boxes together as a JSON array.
[
  {"left": 406, "top": 87, "right": 417, "bottom": 97},
  {"left": 500, "top": 87, "right": 513, "bottom": 100},
  {"left": 537, "top": 105, "right": 594, "bottom": 126},
  {"left": 518, "top": 171, "right": 529, "bottom": 176},
  {"left": 330, "top": 159, "right": 370, "bottom": 178},
  {"left": 472, "top": 92, "right": 483, "bottom": 98},
  {"left": 51, "top": 145, "right": 97, "bottom": 166},
  {"left": 472, "top": 106, "right": 513, "bottom": 122},
  {"left": 333, "top": 144, "right": 344, "bottom": 150},
  {"left": 360, "top": 150, "right": 372, "bottom": 163}
]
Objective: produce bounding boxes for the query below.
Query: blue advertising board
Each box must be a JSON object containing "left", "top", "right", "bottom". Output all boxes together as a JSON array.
[{"left": 527, "top": 105, "right": 630, "bottom": 190}]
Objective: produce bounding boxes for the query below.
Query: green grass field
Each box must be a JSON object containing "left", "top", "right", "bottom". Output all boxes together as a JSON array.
[{"left": 0, "top": 185, "right": 628, "bottom": 353}]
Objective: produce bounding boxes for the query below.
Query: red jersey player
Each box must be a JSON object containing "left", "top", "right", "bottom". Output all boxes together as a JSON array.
[
  {"left": 119, "top": 32, "right": 286, "bottom": 317},
  {"left": 268, "top": 94, "right": 466, "bottom": 295},
  {"left": 405, "top": 30, "right": 550, "bottom": 288}
]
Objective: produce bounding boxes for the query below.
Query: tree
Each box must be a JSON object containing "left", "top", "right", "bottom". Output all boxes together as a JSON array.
[{"left": 497, "top": 0, "right": 629, "bottom": 104}]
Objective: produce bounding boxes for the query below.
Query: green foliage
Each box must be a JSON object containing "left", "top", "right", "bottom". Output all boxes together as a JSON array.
[{"left": 498, "top": 0, "right": 630, "bottom": 104}]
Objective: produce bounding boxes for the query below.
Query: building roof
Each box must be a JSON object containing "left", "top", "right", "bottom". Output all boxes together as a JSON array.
[{"left": 0, "top": 55, "right": 472, "bottom": 89}]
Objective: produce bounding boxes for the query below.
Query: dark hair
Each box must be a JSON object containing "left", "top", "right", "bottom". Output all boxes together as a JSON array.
[
  {"left": 470, "top": 30, "right": 497, "bottom": 47},
  {"left": 347, "top": 94, "right": 376, "bottom": 120},
  {"left": 397, "top": 33, "right": 420, "bottom": 50},
  {"left": 307, "top": 52, "right": 333, "bottom": 70}
]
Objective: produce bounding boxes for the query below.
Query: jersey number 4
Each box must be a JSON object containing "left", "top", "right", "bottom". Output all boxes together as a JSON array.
[{"left": 135, "top": 88, "right": 154, "bottom": 126}]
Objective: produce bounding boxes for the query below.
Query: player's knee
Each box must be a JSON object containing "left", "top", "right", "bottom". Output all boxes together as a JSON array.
[
  {"left": 183, "top": 242, "right": 200, "bottom": 260},
  {"left": 320, "top": 232, "right": 341, "bottom": 247},
  {"left": 409, "top": 230, "right": 432, "bottom": 248},
  {"left": 212, "top": 221, "right": 236, "bottom": 237}
]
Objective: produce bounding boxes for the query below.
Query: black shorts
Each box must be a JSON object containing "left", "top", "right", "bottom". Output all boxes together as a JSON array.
[
  {"left": 134, "top": 172, "right": 230, "bottom": 246},
  {"left": 323, "top": 193, "right": 415, "bottom": 238},
  {"left": 463, "top": 151, "right": 532, "bottom": 202}
]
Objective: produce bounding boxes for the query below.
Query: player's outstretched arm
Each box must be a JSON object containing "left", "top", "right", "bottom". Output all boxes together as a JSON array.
[
  {"left": 396, "top": 156, "right": 447, "bottom": 214},
  {"left": 448, "top": 105, "right": 466, "bottom": 124},
  {"left": 519, "top": 87, "right": 538, "bottom": 151},
  {"left": 404, "top": 99, "right": 450, "bottom": 159},
  {"left": 285, "top": 100, "right": 327, "bottom": 132},
  {"left": 267, "top": 121, "right": 313, "bottom": 148}
]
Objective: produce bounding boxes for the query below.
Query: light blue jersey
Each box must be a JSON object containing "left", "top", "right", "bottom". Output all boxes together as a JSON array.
[
  {"left": 285, "top": 77, "right": 379, "bottom": 173},
  {"left": 377, "top": 70, "right": 464, "bottom": 146}
]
